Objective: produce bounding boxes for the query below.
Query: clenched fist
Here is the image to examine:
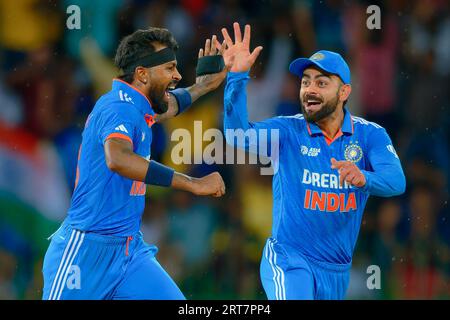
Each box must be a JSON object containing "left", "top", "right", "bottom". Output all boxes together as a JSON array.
[
  {"left": 191, "top": 172, "right": 226, "bottom": 197},
  {"left": 331, "top": 158, "right": 366, "bottom": 188}
]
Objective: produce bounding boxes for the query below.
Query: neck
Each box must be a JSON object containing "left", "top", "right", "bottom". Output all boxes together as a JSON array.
[
  {"left": 131, "top": 80, "right": 149, "bottom": 96},
  {"left": 315, "top": 106, "right": 345, "bottom": 138}
]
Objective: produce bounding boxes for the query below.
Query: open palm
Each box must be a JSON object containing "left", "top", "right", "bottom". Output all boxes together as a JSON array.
[{"left": 215, "top": 23, "right": 263, "bottom": 73}]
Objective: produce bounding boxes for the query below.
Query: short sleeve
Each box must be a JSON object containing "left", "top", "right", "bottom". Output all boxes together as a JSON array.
[{"left": 97, "top": 104, "right": 140, "bottom": 146}]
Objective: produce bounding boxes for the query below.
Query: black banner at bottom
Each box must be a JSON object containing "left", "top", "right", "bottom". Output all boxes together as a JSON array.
[{"left": 0, "top": 300, "right": 446, "bottom": 318}]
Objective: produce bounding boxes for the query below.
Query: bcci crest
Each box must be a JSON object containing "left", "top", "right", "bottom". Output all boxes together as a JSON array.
[
  {"left": 310, "top": 52, "right": 325, "bottom": 60},
  {"left": 344, "top": 143, "right": 363, "bottom": 163}
]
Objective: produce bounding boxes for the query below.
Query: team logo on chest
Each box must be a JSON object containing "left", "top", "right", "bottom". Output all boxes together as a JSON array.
[{"left": 344, "top": 142, "right": 363, "bottom": 163}]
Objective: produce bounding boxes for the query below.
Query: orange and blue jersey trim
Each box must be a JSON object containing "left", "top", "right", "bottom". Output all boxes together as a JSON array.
[
  {"left": 111, "top": 79, "right": 156, "bottom": 128},
  {"left": 305, "top": 108, "right": 354, "bottom": 145},
  {"left": 113, "top": 78, "right": 153, "bottom": 107},
  {"left": 105, "top": 132, "right": 133, "bottom": 146},
  {"left": 74, "top": 145, "right": 82, "bottom": 190}
]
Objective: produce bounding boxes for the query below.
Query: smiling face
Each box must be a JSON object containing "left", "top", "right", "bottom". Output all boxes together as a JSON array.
[{"left": 299, "top": 66, "right": 351, "bottom": 123}]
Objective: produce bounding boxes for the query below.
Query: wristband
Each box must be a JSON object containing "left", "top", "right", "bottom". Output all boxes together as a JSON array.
[
  {"left": 169, "top": 88, "right": 192, "bottom": 116},
  {"left": 196, "top": 55, "right": 225, "bottom": 76},
  {"left": 144, "top": 160, "right": 175, "bottom": 187}
]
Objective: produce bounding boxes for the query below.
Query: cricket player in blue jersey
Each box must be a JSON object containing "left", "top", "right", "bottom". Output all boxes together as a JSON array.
[
  {"left": 218, "top": 23, "right": 406, "bottom": 300},
  {"left": 42, "top": 28, "right": 230, "bottom": 300}
]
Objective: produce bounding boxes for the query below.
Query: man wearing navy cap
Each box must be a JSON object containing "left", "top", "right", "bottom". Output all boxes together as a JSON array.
[{"left": 219, "top": 23, "right": 406, "bottom": 299}]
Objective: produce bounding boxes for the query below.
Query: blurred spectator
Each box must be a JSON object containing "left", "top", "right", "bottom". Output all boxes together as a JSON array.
[
  {"left": 397, "top": 184, "right": 449, "bottom": 298},
  {"left": 6, "top": 47, "right": 79, "bottom": 140},
  {"left": 275, "top": 73, "right": 301, "bottom": 117},
  {"left": 0, "top": 75, "right": 23, "bottom": 127},
  {"left": 167, "top": 191, "right": 218, "bottom": 269},
  {"left": 371, "top": 199, "right": 404, "bottom": 299},
  {"left": 292, "top": 0, "right": 348, "bottom": 55},
  {"left": 246, "top": 17, "right": 293, "bottom": 121},
  {"left": 0, "top": 249, "right": 18, "bottom": 299},
  {"left": 236, "top": 166, "right": 272, "bottom": 244},
  {"left": 354, "top": 1, "right": 400, "bottom": 134},
  {"left": 0, "top": 0, "right": 62, "bottom": 70}
]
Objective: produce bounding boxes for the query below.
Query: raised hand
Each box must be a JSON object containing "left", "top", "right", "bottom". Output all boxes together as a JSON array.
[
  {"left": 195, "top": 35, "right": 232, "bottom": 91},
  {"left": 215, "top": 22, "right": 263, "bottom": 73}
]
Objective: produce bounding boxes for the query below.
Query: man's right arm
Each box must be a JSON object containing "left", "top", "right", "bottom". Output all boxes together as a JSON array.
[
  {"left": 224, "top": 71, "right": 252, "bottom": 132},
  {"left": 224, "top": 71, "right": 286, "bottom": 157},
  {"left": 221, "top": 23, "right": 287, "bottom": 157}
]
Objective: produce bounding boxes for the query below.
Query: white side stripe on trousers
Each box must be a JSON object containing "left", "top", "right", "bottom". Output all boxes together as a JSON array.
[
  {"left": 265, "top": 241, "right": 279, "bottom": 299},
  {"left": 55, "top": 232, "right": 84, "bottom": 300},
  {"left": 48, "top": 230, "right": 76, "bottom": 300},
  {"left": 266, "top": 239, "right": 286, "bottom": 300},
  {"left": 48, "top": 230, "right": 84, "bottom": 300}
]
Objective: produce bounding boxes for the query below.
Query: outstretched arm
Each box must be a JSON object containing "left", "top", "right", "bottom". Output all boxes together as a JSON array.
[{"left": 221, "top": 23, "right": 287, "bottom": 156}]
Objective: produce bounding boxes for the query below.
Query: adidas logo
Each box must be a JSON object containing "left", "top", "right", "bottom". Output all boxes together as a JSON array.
[
  {"left": 119, "top": 90, "right": 134, "bottom": 104},
  {"left": 115, "top": 125, "right": 129, "bottom": 133}
]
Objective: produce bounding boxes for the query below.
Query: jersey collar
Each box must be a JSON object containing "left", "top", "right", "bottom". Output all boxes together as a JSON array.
[
  {"left": 306, "top": 108, "right": 354, "bottom": 137},
  {"left": 112, "top": 79, "right": 155, "bottom": 116}
]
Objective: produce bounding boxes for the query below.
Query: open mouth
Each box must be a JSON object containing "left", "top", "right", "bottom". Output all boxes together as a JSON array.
[
  {"left": 304, "top": 97, "right": 323, "bottom": 112},
  {"left": 165, "top": 84, "right": 177, "bottom": 98}
]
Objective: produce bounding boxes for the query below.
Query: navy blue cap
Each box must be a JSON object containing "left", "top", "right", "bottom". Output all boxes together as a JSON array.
[{"left": 289, "top": 50, "right": 351, "bottom": 84}]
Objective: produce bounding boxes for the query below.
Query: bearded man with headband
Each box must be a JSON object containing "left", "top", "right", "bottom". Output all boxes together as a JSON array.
[{"left": 42, "top": 27, "right": 229, "bottom": 300}]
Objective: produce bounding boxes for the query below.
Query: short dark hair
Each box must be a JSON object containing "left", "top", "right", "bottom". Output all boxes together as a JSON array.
[{"left": 114, "top": 27, "right": 179, "bottom": 83}]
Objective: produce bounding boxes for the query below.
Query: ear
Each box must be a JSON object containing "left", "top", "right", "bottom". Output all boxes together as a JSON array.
[
  {"left": 135, "top": 67, "right": 149, "bottom": 85},
  {"left": 339, "top": 84, "right": 351, "bottom": 103}
]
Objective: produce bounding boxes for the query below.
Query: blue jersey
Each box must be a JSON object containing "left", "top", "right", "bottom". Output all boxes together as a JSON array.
[
  {"left": 224, "top": 72, "right": 406, "bottom": 266},
  {"left": 66, "top": 79, "right": 156, "bottom": 236}
]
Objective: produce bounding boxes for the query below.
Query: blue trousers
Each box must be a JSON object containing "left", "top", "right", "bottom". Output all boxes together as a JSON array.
[
  {"left": 42, "top": 222, "right": 185, "bottom": 300},
  {"left": 260, "top": 238, "right": 350, "bottom": 300}
]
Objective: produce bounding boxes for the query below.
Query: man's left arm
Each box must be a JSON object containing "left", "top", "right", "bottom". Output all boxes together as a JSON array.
[
  {"left": 155, "top": 78, "right": 223, "bottom": 122},
  {"left": 155, "top": 35, "right": 230, "bottom": 122},
  {"left": 331, "top": 128, "right": 406, "bottom": 197},
  {"left": 359, "top": 128, "right": 406, "bottom": 197}
]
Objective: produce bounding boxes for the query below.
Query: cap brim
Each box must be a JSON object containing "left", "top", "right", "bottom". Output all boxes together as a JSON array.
[{"left": 289, "top": 58, "right": 326, "bottom": 78}]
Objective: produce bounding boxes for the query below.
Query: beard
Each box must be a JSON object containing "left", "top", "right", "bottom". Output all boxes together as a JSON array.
[
  {"left": 149, "top": 88, "right": 169, "bottom": 114},
  {"left": 301, "top": 92, "right": 340, "bottom": 123}
]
